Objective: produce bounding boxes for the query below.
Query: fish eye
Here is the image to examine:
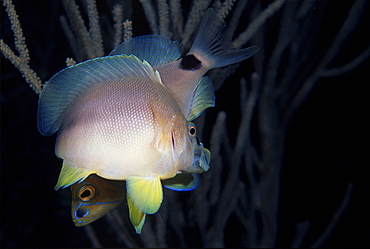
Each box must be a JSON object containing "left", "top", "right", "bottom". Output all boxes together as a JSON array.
[
  {"left": 188, "top": 123, "right": 196, "bottom": 137},
  {"left": 79, "top": 185, "right": 96, "bottom": 201}
]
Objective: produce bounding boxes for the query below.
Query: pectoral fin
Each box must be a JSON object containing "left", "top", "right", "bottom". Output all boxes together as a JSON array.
[
  {"left": 187, "top": 76, "right": 215, "bottom": 121},
  {"left": 163, "top": 173, "right": 199, "bottom": 191},
  {"left": 55, "top": 161, "right": 91, "bottom": 190},
  {"left": 126, "top": 176, "right": 163, "bottom": 214},
  {"left": 127, "top": 194, "right": 146, "bottom": 234}
]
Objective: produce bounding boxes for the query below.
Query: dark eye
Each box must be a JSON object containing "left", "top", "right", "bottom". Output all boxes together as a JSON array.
[
  {"left": 79, "top": 185, "right": 96, "bottom": 201},
  {"left": 188, "top": 123, "right": 196, "bottom": 137}
]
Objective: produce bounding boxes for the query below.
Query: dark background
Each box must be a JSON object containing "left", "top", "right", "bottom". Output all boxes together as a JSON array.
[{"left": 1, "top": 0, "right": 369, "bottom": 247}]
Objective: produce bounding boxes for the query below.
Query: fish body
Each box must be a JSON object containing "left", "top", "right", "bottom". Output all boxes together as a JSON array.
[
  {"left": 55, "top": 66, "right": 191, "bottom": 180},
  {"left": 37, "top": 8, "right": 258, "bottom": 233}
]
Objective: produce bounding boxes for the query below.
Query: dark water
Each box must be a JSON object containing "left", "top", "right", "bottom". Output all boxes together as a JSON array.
[{"left": 1, "top": 0, "right": 369, "bottom": 247}]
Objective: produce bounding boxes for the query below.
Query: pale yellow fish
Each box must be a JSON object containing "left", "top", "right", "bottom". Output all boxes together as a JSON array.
[{"left": 37, "top": 8, "right": 258, "bottom": 233}]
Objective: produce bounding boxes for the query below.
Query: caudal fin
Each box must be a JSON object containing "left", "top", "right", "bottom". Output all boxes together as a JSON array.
[{"left": 188, "top": 8, "right": 259, "bottom": 69}]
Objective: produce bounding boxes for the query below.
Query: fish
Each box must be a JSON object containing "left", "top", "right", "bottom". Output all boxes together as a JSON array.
[
  {"left": 37, "top": 8, "right": 258, "bottom": 233},
  {"left": 71, "top": 174, "right": 126, "bottom": 227},
  {"left": 71, "top": 173, "right": 199, "bottom": 226}
]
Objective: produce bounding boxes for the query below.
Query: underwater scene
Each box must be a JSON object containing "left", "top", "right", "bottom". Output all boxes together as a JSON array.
[{"left": 1, "top": 0, "right": 369, "bottom": 247}]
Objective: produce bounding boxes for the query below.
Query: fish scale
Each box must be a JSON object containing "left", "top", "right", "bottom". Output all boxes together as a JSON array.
[{"left": 56, "top": 77, "right": 184, "bottom": 179}]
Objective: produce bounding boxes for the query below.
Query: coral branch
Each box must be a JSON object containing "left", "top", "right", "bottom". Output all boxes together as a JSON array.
[
  {"left": 311, "top": 184, "right": 354, "bottom": 248},
  {"left": 0, "top": 0, "right": 42, "bottom": 94},
  {"left": 233, "top": 0, "right": 287, "bottom": 48},
  {"left": 112, "top": 4, "right": 124, "bottom": 48}
]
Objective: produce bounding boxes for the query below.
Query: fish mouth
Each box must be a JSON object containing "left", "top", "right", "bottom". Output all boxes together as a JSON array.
[
  {"left": 75, "top": 207, "right": 90, "bottom": 218},
  {"left": 72, "top": 204, "right": 91, "bottom": 227}
]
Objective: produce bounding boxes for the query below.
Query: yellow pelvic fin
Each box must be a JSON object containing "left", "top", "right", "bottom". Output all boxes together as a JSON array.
[
  {"left": 55, "top": 161, "right": 91, "bottom": 190},
  {"left": 126, "top": 176, "right": 163, "bottom": 214},
  {"left": 127, "top": 194, "right": 146, "bottom": 234}
]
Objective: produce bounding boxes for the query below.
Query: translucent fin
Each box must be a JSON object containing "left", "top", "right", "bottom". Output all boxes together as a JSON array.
[
  {"left": 153, "top": 114, "right": 172, "bottom": 153},
  {"left": 37, "top": 55, "right": 162, "bottom": 136},
  {"left": 187, "top": 76, "right": 215, "bottom": 121},
  {"left": 126, "top": 176, "right": 163, "bottom": 214},
  {"left": 183, "top": 146, "right": 211, "bottom": 173},
  {"left": 127, "top": 194, "right": 146, "bottom": 234},
  {"left": 109, "top": 35, "right": 183, "bottom": 68},
  {"left": 197, "top": 148, "right": 211, "bottom": 172},
  {"left": 163, "top": 173, "right": 199, "bottom": 191},
  {"left": 188, "top": 8, "right": 259, "bottom": 69},
  {"left": 55, "top": 161, "right": 91, "bottom": 190}
]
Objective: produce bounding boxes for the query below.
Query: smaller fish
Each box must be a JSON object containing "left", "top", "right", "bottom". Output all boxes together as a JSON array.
[
  {"left": 71, "top": 173, "right": 199, "bottom": 226},
  {"left": 71, "top": 174, "right": 125, "bottom": 226}
]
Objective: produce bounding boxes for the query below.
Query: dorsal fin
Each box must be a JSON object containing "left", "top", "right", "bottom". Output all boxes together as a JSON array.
[
  {"left": 109, "top": 35, "right": 183, "bottom": 68},
  {"left": 37, "top": 55, "right": 161, "bottom": 136},
  {"left": 187, "top": 76, "right": 215, "bottom": 121}
]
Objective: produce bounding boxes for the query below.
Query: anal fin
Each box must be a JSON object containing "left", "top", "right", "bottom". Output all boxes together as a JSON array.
[
  {"left": 126, "top": 176, "right": 163, "bottom": 214},
  {"left": 127, "top": 194, "right": 146, "bottom": 234}
]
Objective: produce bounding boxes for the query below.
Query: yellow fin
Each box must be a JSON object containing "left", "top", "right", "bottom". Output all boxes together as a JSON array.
[
  {"left": 126, "top": 176, "right": 163, "bottom": 214},
  {"left": 55, "top": 161, "right": 91, "bottom": 190},
  {"left": 127, "top": 194, "right": 146, "bottom": 234}
]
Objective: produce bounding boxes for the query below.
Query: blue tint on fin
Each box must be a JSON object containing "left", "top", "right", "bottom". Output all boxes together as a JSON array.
[
  {"left": 109, "top": 35, "right": 183, "bottom": 68},
  {"left": 163, "top": 173, "right": 199, "bottom": 191},
  {"left": 182, "top": 146, "right": 211, "bottom": 174},
  {"left": 187, "top": 76, "right": 215, "bottom": 121},
  {"left": 37, "top": 55, "right": 161, "bottom": 136}
]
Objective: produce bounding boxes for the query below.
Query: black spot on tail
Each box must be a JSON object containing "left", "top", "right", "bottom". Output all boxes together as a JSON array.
[{"left": 180, "top": 54, "right": 202, "bottom": 71}]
